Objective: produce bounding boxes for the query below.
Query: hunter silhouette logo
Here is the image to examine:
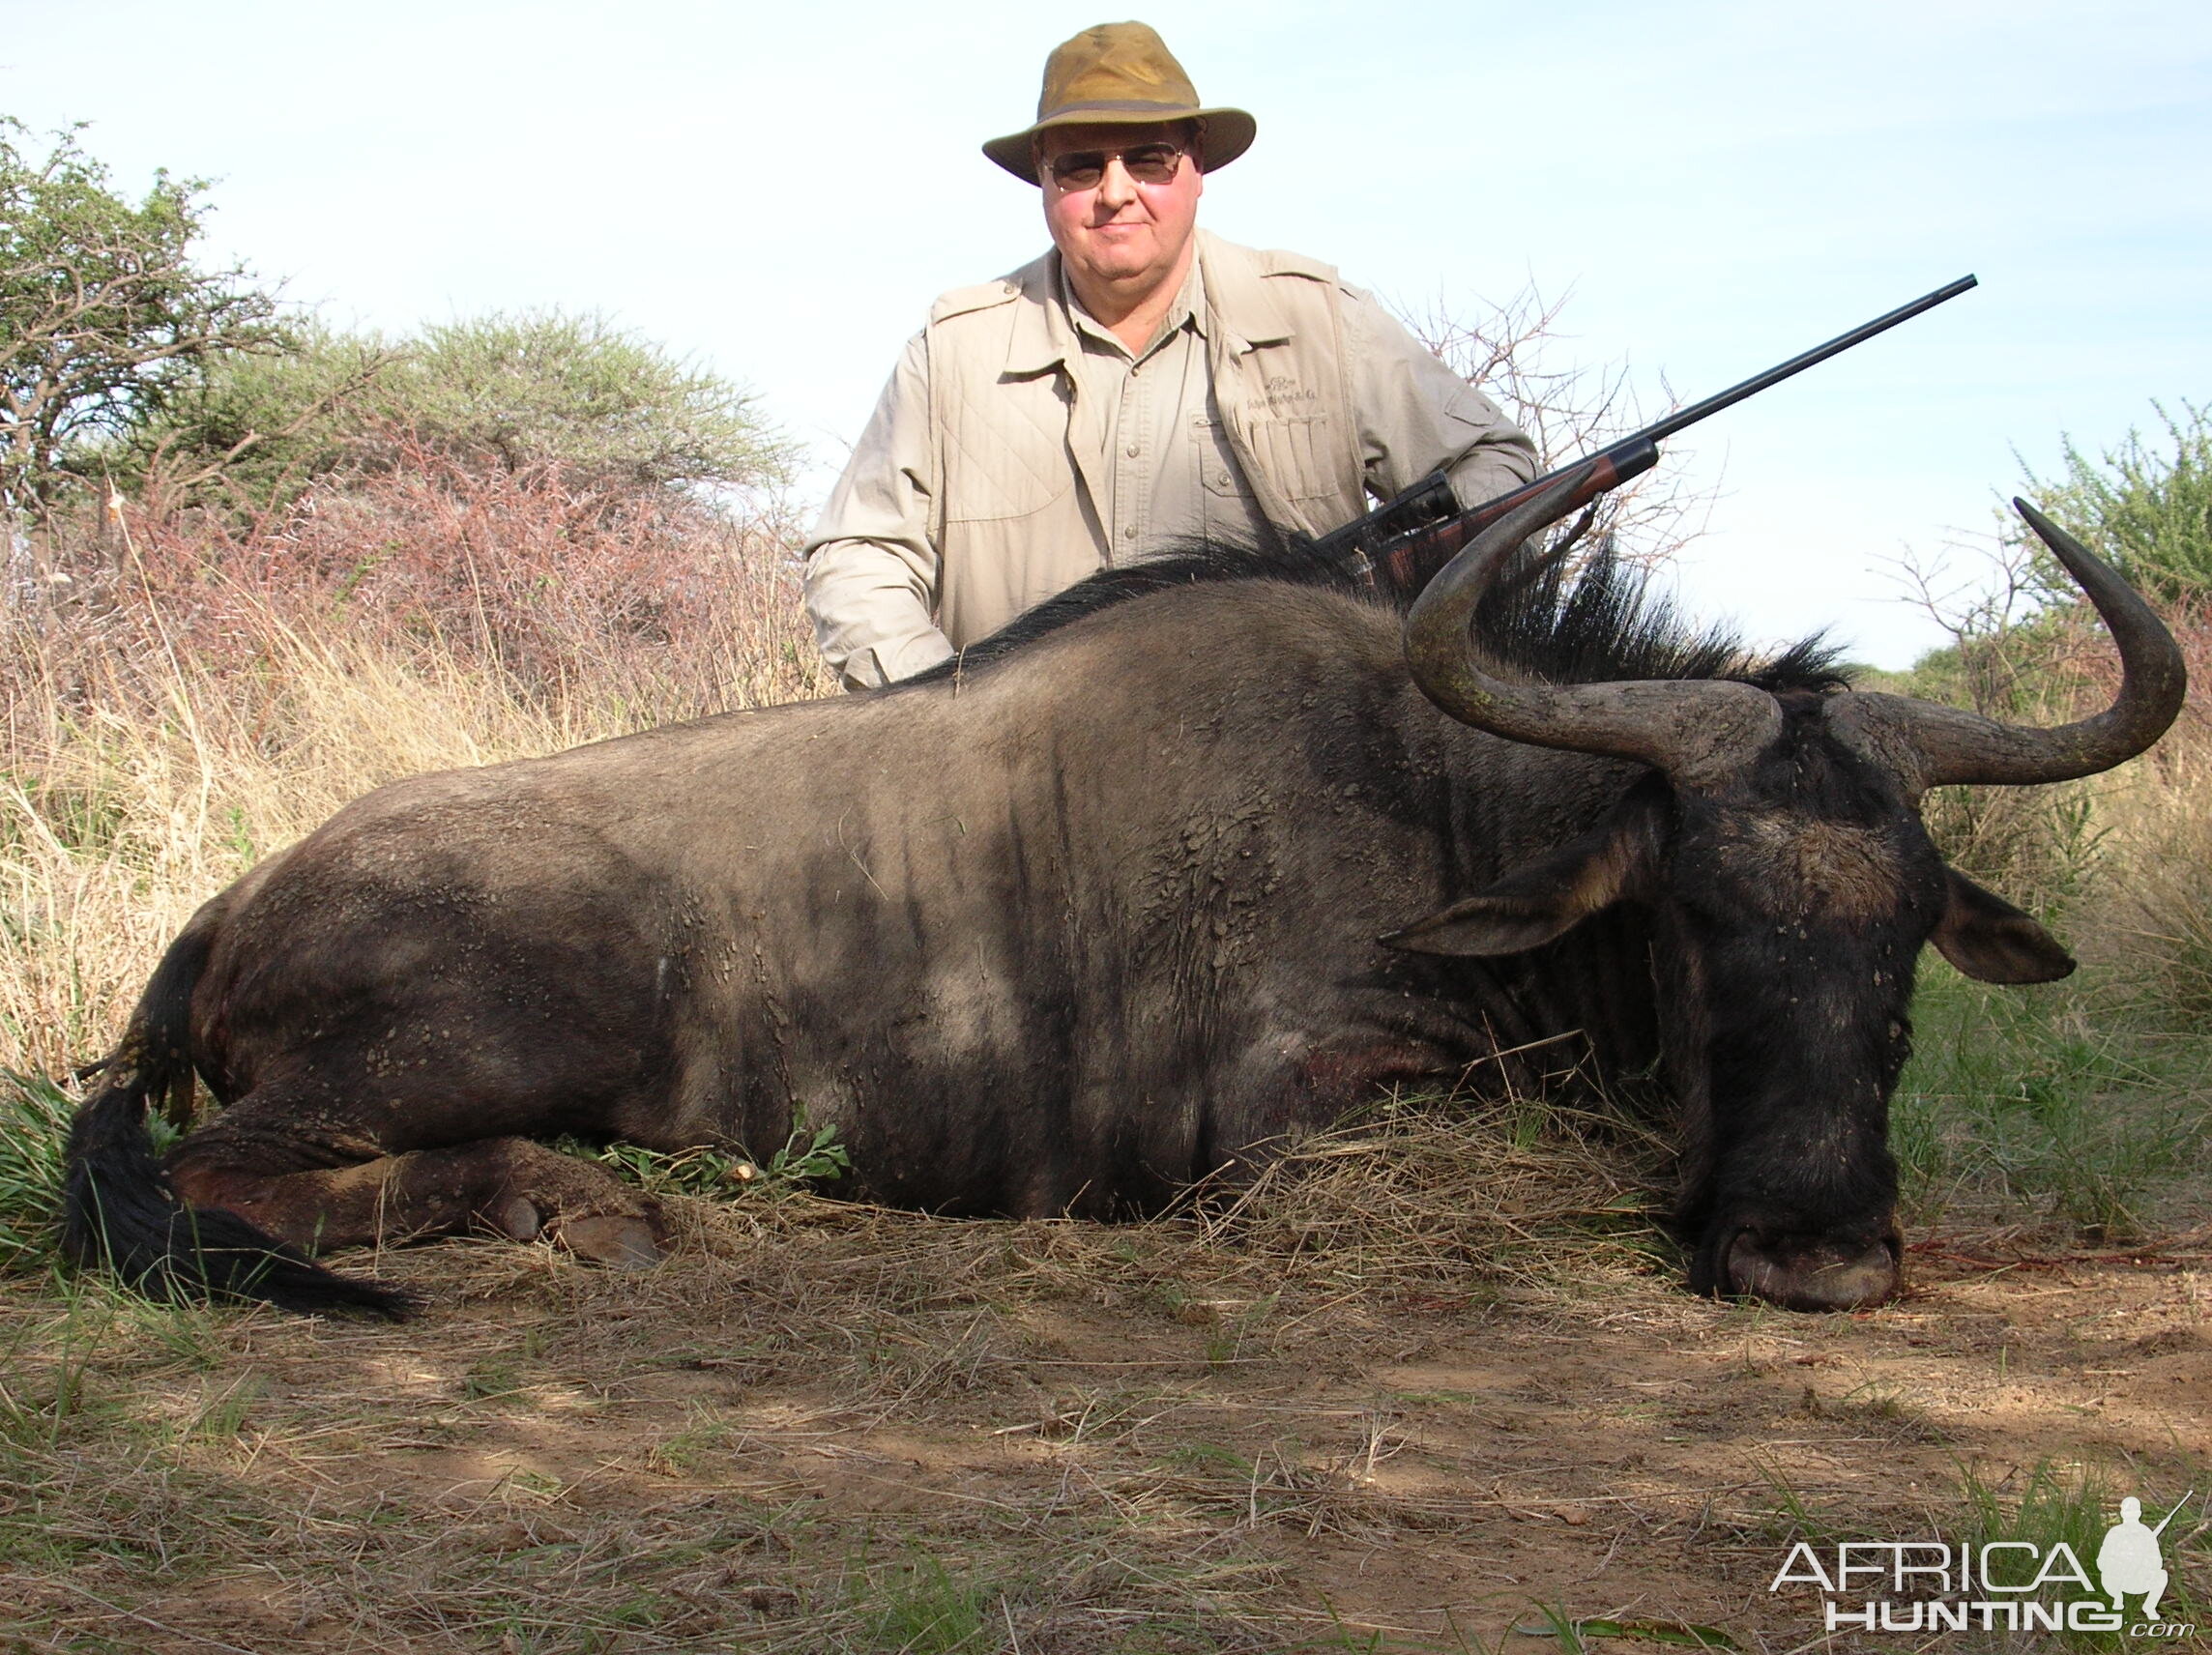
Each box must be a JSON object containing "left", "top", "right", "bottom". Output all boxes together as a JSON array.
[
  {"left": 2098, "top": 1494, "right": 2184, "bottom": 1621},
  {"left": 1769, "top": 1490, "right": 2198, "bottom": 1638}
]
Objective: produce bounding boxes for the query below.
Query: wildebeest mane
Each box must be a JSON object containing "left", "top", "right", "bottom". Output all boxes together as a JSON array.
[{"left": 905, "top": 529, "right": 1851, "bottom": 695}]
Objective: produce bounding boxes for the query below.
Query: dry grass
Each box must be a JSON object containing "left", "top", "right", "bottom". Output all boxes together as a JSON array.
[
  {"left": 1917, "top": 598, "right": 2212, "bottom": 990},
  {"left": 1190, "top": 1089, "right": 1667, "bottom": 1296},
  {"left": 1, "top": 465, "right": 825, "bottom": 1079},
  {"left": 2077, "top": 711, "right": 2212, "bottom": 1020}
]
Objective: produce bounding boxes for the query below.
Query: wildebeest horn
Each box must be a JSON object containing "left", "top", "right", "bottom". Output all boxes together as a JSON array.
[
  {"left": 1835, "top": 500, "right": 2187, "bottom": 790},
  {"left": 1403, "top": 462, "right": 1784, "bottom": 786}
]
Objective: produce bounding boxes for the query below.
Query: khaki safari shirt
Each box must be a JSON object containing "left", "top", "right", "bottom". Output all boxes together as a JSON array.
[{"left": 804, "top": 230, "right": 1538, "bottom": 688}]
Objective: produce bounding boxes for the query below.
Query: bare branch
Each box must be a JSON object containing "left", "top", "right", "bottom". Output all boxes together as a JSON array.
[{"left": 1395, "top": 282, "right": 1723, "bottom": 571}]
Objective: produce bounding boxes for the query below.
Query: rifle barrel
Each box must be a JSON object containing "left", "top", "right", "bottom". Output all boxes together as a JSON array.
[
  {"left": 1315, "top": 274, "right": 1983, "bottom": 594},
  {"left": 1639, "top": 275, "right": 1977, "bottom": 448},
  {"left": 2149, "top": 1491, "right": 2195, "bottom": 1538}
]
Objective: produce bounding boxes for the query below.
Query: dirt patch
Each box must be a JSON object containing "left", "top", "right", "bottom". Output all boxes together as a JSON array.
[{"left": 5, "top": 1160, "right": 2209, "bottom": 1654}]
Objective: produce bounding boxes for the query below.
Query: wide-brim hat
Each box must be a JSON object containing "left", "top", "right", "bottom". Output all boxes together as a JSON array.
[{"left": 982, "top": 21, "right": 1256, "bottom": 186}]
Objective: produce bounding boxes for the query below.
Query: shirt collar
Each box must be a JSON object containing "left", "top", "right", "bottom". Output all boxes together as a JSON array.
[
  {"left": 1060, "top": 254, "right": 1206, "bottom": 359},
  {"left": 1194, "top": 228, "right": 1295, "bottom": 353},
  {"left": 999, "top": 250, "right": 1070, "bottom": 377},
  {"left": 1002, "top": 249, "right": 1208, "bottom": 377}
]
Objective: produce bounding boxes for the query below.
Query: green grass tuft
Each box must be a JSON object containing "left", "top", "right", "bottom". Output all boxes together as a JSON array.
[
  {"left": 1893, "top": 970, "right": 2208, "bottom": 1238},
  {"left": 0, "top": 1070, "right": 76, "bottom": 1273},
  {"left": 0, "top": 1070, "right": 184, "bottom": 1277},
  {"left": 555, "top": 1112, "right": 852, "bottom": 1201},
  {"left": 856, "top": 1550, "right": 1002, "bottom": 1652}
]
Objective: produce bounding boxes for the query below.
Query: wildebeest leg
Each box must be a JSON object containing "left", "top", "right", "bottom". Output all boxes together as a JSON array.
[{"left": 165, "top": 1094, "right": 667, "bottom": 1267}]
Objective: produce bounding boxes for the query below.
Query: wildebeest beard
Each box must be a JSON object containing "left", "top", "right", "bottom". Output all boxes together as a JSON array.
[{"left": 58, "top": 475, "right": 2182, "bottom": 1318}]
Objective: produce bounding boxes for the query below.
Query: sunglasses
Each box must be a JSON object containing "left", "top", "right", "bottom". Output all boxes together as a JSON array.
[{"left": 1044, "top": 142, "right": 1188, "bottom": 190}]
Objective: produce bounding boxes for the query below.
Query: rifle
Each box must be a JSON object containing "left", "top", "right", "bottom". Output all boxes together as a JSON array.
[
  {"left": 1314, "top": 275, "right": 1980, "bottom": 594},
  {"left": 2150, "top": 1492, "right": 2195, "bottom": 1540}
]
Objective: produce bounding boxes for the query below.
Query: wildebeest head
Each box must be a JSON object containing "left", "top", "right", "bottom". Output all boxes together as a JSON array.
[{"left": 1383, "top": 471, "right": 2186, "bottom": 1311}]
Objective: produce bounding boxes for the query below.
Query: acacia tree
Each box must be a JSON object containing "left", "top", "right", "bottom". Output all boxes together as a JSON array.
[
  {"left": 0, "top": 118, "right": 290, "bottom": 522},
  {"left": 2023, "top": 401, "right": 2212, "bottom": 606},
  {"left": 129, "top": 309, "right": 793, "bottom": 512}
]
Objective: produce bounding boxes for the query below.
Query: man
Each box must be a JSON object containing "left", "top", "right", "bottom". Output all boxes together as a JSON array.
[{"left": 804, "top": 21, "right": 1537, "bottom": 689}]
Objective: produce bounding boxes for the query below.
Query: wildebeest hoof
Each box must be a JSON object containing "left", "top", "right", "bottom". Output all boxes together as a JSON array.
[
  {"left": 1720, "top": 1229, "right": 1900, "bottom": 1311},
  {"left": 553, "top": 1215, "right": 664, "bottom": 1269},
  {"left": 491, "top": 1196, "right": 543, "bottom": 1242}
]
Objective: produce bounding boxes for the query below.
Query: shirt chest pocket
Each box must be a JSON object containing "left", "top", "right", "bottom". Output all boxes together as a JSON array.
[
  {"left": 943, "top": 377, "right": 1077, "bottom": 523},
  {"left": 1195, "top": 418, "right": 1266, "bottom": 541},
  {"left": 1195, "top": 418, "right": 1248, "bottom": 499}
]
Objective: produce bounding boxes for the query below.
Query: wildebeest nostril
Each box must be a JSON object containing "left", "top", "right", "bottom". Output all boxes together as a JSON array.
[{"left": 1723, "top": 1230, "right": 1900, "bottom": 1312}]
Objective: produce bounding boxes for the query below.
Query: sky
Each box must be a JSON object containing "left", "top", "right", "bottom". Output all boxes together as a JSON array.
[{"left": 4, "top": 0, "right": 2206, "bottom": 667}]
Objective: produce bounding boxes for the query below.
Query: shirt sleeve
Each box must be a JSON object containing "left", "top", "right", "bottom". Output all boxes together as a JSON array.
[
  {"left": 802, "top": 331, "right": 959, "bottom": 690},
  {"left": 1338, "top": 286, "right": 1540, "bottom": 512}
]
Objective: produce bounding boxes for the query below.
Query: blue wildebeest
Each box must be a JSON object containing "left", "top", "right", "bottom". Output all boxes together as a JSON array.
[{"left": 62, "top": 478, "right": 2184, "bottom": 1315}]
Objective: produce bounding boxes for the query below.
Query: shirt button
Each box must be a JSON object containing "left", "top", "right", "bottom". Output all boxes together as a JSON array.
[
  {"left": 1123, "top": 524, "right": 1138, "bottom": 539},
  {"left": 1125, "top": 444, "right": 1139, "bottom": 458}
]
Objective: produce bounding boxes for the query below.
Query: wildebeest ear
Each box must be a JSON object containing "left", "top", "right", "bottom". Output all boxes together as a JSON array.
[
  {"left": 1382, "top": 798, "right": 1660, "bottom": 957},
  {"left": 1931, "top": 867, "right": 2076, "bottom": 983}
]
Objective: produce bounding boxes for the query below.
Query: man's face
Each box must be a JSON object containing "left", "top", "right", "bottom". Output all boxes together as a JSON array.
[{"left": 1036, "top": 122, "right": 1203, "bottom": 297}]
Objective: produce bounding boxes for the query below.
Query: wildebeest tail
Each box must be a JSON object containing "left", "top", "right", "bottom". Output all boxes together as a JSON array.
[{"left": 60, "top": 919, "right": 410, "bottom": 1318}]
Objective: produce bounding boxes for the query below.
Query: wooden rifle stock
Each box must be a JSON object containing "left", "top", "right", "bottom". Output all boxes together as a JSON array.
[
  {"left": 1312, "top": 275, "right": 1978, "bottom": 595},
  {"left": 1332, "top": 438, "right": 1661, "bottom": 595}
]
